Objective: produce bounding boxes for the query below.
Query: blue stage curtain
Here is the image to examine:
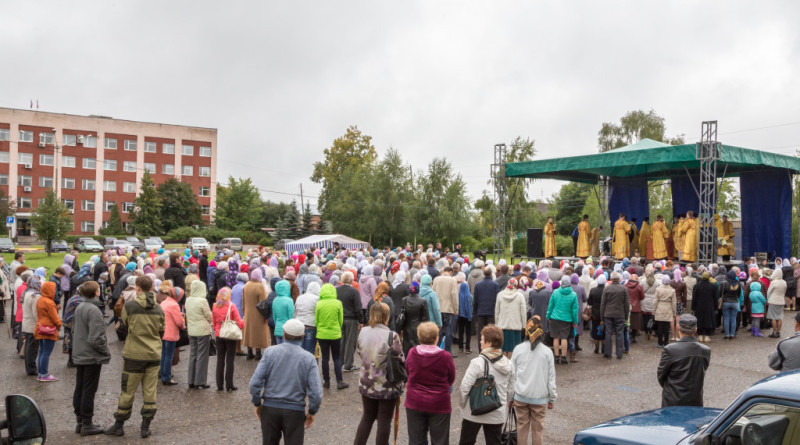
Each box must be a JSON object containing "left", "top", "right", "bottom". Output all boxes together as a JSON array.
[
  {"left": 609, "top": 177, "right": 649, "bottom": 227},
  {"left": 740, "top": 169, "right": 792, "bottom": 260},
  {"left": 671, "top": 175, "right": 700, "bottom": 217}
]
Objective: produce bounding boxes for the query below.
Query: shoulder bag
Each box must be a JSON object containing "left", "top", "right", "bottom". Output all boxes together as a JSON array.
[
  {"left": 468, "top": 355, "right": 503, "bottom": 415},
  {"left": 384, "top": 331, "right": 408, "bottom": 384},
  {"left": 36, "top": 325, "right": 57, "bottom": 337},
  {"left": 256, "top": 298, "right": 270, "bottom": 320},
  {"left": 219, "top": 303, "right": 243, "bottom": 341},
  {"left": 395, "top": 300, "right": 407, "bottom": 332}
]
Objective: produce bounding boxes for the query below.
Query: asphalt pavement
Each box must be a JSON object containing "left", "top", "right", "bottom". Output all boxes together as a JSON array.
[{"left": 0, "top": 311, "right": 789, "bottom": 445}]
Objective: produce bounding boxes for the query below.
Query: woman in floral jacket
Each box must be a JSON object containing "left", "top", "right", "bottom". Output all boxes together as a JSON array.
[{"left": 354, "top": 301, "right": 404, "bottom": 445}]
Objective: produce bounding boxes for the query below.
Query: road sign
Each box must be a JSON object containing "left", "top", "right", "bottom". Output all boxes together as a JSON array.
[{"left": 5, "top": 216, "right": 13, "bottom": 226}]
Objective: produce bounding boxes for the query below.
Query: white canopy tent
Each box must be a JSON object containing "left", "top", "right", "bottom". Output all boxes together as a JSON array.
[{"left": 284, "top": 234, "right": 369, "bottom": 253}]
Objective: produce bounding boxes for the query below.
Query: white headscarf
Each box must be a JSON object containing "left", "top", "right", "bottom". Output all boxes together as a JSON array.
[{"left": 392, "top": 270, "right": 406, "bottom": 288}]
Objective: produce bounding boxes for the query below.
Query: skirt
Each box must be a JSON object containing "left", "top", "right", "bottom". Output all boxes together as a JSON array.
[
  {"left": 767, "top": 304, "right": 784, "bottom": 320},
  {"left": 629, "top": 312, "right": 643, "bottom": 331},
  {"left": 502, "top": 330, "right": 522, "bottom": 353},
  {"left": 549, "top": 319, "right": 572, "bottom": 339}
]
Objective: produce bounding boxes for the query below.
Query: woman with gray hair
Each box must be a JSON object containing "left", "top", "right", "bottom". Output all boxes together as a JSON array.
[{"left": 546, "top": 276, "right": 579, "bottom": 364}]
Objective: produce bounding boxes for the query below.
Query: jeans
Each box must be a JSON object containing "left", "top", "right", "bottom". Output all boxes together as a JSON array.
[
  {"left": 37, "top": 339, "right": 55, "bottom": 377},
  {"left": 159, "top": 340, "right": 176, "bottom": 382},
  {"left": 301, "top": 326, "right": 316, "bottom": 354},
  {"left": 722, "top": 302, "right": 739, "bottom": 337},
  {"left": 318, "top": 338, "right": 343, "bottom": 382},
  {"left": 354, "top": 396, "right": 396, "bottom": 445},
  {"left": 275, "top": 336, "right": 284, "bottom": 345},
  {"left": 603, "top": 317, "right": 624, "bottom": 358},
  {"left": 73, "top": 364, "right": 102, "bottom": 423},
  {"left": 624, "top": 326, "right": 630, "bottom": 352},
  {"left": 457, "top": 317, "right": 472, "bottom": 351},
  {"left": 440, "top": 313, "right": 457, "bottom": 353},
  {"left": 260, "top": 406, "right": 305, "bottom": 445}
]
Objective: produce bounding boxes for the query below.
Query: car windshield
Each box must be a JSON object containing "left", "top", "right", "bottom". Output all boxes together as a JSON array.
[
  {"left": 0, "top": 238, "right": 13, "bottom": 245},
  {"left": 192, "top": 238, "right": 207, "bottom": 243},
  {"left": 86, "top": 241, "right": 101, "bottom": 245}
]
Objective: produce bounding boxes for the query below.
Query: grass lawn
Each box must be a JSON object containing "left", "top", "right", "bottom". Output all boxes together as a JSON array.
[{"left": 12, "top": 252, "right": 89, "bottom": 273}]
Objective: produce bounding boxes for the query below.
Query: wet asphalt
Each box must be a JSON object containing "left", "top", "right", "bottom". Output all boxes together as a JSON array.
[{"left": 0, "top": 312, "right": 789, "bottom": 445}]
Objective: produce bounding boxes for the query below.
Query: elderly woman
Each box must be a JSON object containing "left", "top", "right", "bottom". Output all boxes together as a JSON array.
[
  {"left": 242, "top": 269, "right": 270, "bottom": 359},
  {"left": 588, "top": 275, "right": 606, "bottom": 354},
  {"left": 456, "top": 272, "right": 473, "bottom": 355},
  {"left": 653, "top": 275, "right": 677, "bottom": 347},
  {"left": 160, "top": 284, "right": 185, "bottom": 385},
  {"left": 495, "top": 278, "right": 527, "bottom": 358},
  {"left": 212, "top": 287, "right": 244, "bottom": 391},
  {"left": 767, "top": 268, "right": 787, "bottom": 338},
  {"left": 569, "top": 273, "right": 588, "bottom": 356},
  {"left": 546, "top": 277, "right": 579, "bottom": 365},
  {"left": 35, "top": 282, "right": 61, "bottom": 382},
  {"left": 354, "top": 302, "right": 405, "bottom": 445},
  {"left": 720, "top": 270, "right": 743, "bottom": 340},
  {"left": 405, "top": 321, "right": 456, "bottom": 445},
  {"left": 399, "top": 282, "right": 429, "bottom": 356},
  {"left": 186, "top": 280, "right": 213, "bottom": 389},
  {"left": 692, "top": 273, "right": 718, "bottom": 342}
]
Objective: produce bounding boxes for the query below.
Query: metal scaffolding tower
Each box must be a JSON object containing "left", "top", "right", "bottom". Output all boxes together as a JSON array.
[
  {"left": 696, "top": 121, "right": 720, "bottom": 264},
  {"left": 596, "top": 176, "right": 609, "bottom": 237},
  {"left": 491, "top": 143, "right": 507, "bottom": 257}
]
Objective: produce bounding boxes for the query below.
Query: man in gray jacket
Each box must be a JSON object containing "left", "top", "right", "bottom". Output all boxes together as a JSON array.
[
  {"left": 600, "top": 272, "right": 630, "bottom": 359},
  {"left": 769, "top": 312, "right": 800, "bottom": 371},
  {"left": 71, "top": 281, "right": 111, "bottom": 436}
]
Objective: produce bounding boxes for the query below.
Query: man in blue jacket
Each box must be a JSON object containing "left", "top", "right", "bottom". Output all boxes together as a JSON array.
[
  {"left": 473, "top": 267, "right": 500, "bottom": 345},
  {"left": 249, "top": 318, "right": 323, "bottom": 444}
]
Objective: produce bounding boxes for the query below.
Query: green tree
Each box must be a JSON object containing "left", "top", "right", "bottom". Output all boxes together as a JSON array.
[
  {"left": 549, "top": 182, "right": 592, "bottom": 236},
  {"left": 598, "top": 109, "right": 685, "bottom": 152},
  {"left": 301, "top": 202, "right": 314, "bottom": 238},
  {"left": 100, "top": 203, "right": 124, "bottom": 235},
  {"left": 261, "top": 201, "right": 293, "bottom": 229},
  {"left": 0, "top": 189, "right": 15, "bottom": 236},
  {"left": 366, "top": 148, "right": 413, "bottom": 246},
  {"left": 131, "top": 172, "right": 164, "bottom": 236},
  {"left": 414, "top": 158, "right": 471, "bottom": 245},
  {"left": 716, "top": 179, "right": 740, "bottom": 218},
  {"left": 30, "top": 189, "right": 72, "bottom": 255},
  {"left": 276, "top": 200, "right": 302, "bottom": 240},
  {"left": 311, "top": 126, "right": 377, "bottom": 218},
  {"left": 157, "top": 178, "right": 203, "bottom": 232},
  {"left": 215, "top": 176, "right": 262, "bottom": 232}
]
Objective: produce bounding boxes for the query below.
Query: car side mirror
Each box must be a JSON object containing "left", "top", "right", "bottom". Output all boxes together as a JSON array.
[
  {"left": 3, "top": 394, "right": 46, "bottom": 444},
  {"left": 691, "top": 432, "right": 719, "bottom": 445}
]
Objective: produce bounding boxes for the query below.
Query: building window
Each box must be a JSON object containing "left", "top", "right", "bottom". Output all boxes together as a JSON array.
[
  {"left": 40, "top": 132, "right": 55, "bottom": 145},
  {"left": 62, "top": 199, "right": 74, "bottom": 210},
  {"left": 84, "top": 135, "right": 97, "bottom": 148},
  {"left": 39, "top": 154, "right": 54, "bottom": 166},
  {"left": 162, "top": 164, "right": 174, "bottom": 175},
  {"left": 83, "top": 158, "right": 96, "bottom": 169},
  {"left": 18, "top": 153, "right": 32, "bottom": 166},
  {"left": 198, "top": 186, "right": 210, "bottom": 197},
  {"left": 63, "top": 134, "right": 77, "bottom": 146},
  {"left": 62, "top": 177, "right": 75, "bottom": 189},
  {"left": 17, "top": 197, "right": 31, "bottom": 209},
  {"left": 122, "top": 202, "right": 134, "bottom": 213},
  {"left": 199, "top": 146, "right": 211, "bottom": 157},
  {"left": 0, "top": 129, "right": 9, "bottom": 141},
  {"left": 144, "top": 141, "right": 157, "bottom": 153},
  {"left": 123, "top": 181, "right": 136, "bottom": 193},
  {"left": 0, "top": 174, "right": 7, "bottom": 185},
  {"left": 81, "top": 221, "right": 95, "bottom": 233},
  {"left": 201, "top": 205, "right": 210, "bottom": 215},
  {"left": 82, "top": 200, "right": 95, "bottom": 211},
  {"left": 82, "top": 179, "right": 95, "bottom": 190},
  {"left": 123, "top": 161, "right": 136, "bottom": 172},
  {"left": 182, "top": 165, "right": 193, "bottom": 176},
  {"left": 39, "top": 176, "right": 53, "bottom": 188},
  {"left": 143, "top": 163, "right": 155, "bottom": 174},
  {"left": 199, "top": 166, "right": 210, "bottom": 177},
  {"left": 182, "top": 145, "right": 194, "bottom": 156},
  {"left": 61, "top": 155, "right": 75, "bottom": 168},
  {"left": 103, "top": 180, "right": 116, "bottom": 192},
  {"left": 17, "top": 175, "right": 32, "bottom": 187},
  {"left": 105, "top": 138, "right": 117, "bottom": 149},
  {"left": 0, "top": 151, "right": 8, "bottom": 163},
  {"left": 104, "top": 159, "right": 117, "bottom": 171},
  {"left": 19, "top": 131, "right": 33, "bottom": 142},
  {"left": 104, "top": 201, "right": 115, "bottom": 212},
  {"left": 124, "top": 140, "right": 137, "bottom": 151},
  {"left": 163, "top": 143, "right": 175, "bottom": 154}
]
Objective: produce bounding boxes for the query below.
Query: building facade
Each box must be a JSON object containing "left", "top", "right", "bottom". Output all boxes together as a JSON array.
[{"left": 0, "top": 107, "right": 217, "bottom": 236}]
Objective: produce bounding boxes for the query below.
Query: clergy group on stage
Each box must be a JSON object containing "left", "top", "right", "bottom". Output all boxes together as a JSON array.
[{"left": 543, "top": 212, "right": 735, "bottom": 262}]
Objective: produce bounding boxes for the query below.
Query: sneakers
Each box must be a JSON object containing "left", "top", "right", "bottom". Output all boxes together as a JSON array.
[{"left": 38, "top": 374, "right": 58, "bottom": 382}]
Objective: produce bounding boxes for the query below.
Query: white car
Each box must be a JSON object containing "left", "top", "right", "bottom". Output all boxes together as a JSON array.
[{"left": 187, "top": 237, "right": 210, "bottom": 251}]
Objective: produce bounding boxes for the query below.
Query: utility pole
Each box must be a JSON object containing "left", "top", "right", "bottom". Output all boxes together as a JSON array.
[{"left": 300, "top": 183, "right": 304, "bottom": 209}]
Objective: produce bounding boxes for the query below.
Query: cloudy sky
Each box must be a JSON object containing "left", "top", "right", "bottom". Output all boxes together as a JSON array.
[{"left": 2, "top": 1, "right": 799, "bottom": 210}]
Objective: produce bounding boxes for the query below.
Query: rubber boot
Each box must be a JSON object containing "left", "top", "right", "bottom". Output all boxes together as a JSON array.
[
  {"left": 141, "top": 418, "right": 152, "bottom": 438},
  {"left": 594, "top": 342, "right": 600, "bottom": 354},
  {"left": 81, "top": 419, "right": 104, "bottom": 437},
  {"left": 754, "top": 326, "right": 763, "bottom": 337},
  {"left": 75, "top": 416, "right": 82, "bottom": 434},
  {"left": 103, "top": 420, "right": 125, "bottom": 436}
]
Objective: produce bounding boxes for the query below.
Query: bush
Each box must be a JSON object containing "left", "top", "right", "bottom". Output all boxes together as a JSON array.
[
  {"left": 199, "top": 227, "right": 228, "bottom": 243},
  {"left": 556, "top": 235, "right": 574, "bottom": 257},
  {"left": 164, "top": 226, "right": 200, "bottom": 243},
  {"left": 460, "top": 236, "right": 479, "bottom": 254}
]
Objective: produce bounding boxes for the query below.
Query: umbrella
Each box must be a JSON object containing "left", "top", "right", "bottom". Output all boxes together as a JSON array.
[{"left": 393, "top": 397, "right": 401, "bottom": 445}]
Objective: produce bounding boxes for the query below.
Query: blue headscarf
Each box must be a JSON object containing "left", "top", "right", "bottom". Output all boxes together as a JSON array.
[{"left": 75, "top": 263, "right": 92, "bottom": 281}]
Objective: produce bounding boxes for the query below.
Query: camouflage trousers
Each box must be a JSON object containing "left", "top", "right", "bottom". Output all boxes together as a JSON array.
[{"left": 114, "top": 358, "right": 159, "bottom": 422}]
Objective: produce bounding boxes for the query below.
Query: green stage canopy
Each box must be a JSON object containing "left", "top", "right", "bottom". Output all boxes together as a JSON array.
[{"left": 505, "top": 138, "right": 800, "bottom": 183}]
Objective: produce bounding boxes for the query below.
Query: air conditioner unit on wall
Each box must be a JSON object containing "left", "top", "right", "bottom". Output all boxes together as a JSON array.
[
  {"left": 24, "top": 164, "right": 32, "bottom": 169},
  {"left": 69, "top": 209, "right": 74, "bottom": 214},
  {"left": 38, "top": 142, "right": 46, "bottom": 148},
  {"left": 23, "top": 186, "right": 31, "bottom": 192}
]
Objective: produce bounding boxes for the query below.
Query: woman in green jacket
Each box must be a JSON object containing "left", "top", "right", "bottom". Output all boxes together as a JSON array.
[
  {"left": 315, "top": 283, "right": 348, "bottom": 389},
  {"left": 546, "top": 276, "right": 579, "bottom": 364}
]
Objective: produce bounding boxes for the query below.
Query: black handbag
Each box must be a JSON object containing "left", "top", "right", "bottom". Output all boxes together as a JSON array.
[
  {"left": 208, "top": 336, "right": 217, "bottom": 357},
  {"left": 468, "top": 356, "right": 503, "bottom": 415},
  {"left": 256, "top": 298, "right": 270, "bottom": 320},
  {"left": 177, "top": 328, "right": 190, "bottom": 347},
  {"left": 395, "top": 300, "right": 407, "bottom": 332},
  {"left": 384, "top": 331, "right": 408, "bottom": 384},
  {"left": 502, "top": 404, "right": 517, "bottom": 444}
]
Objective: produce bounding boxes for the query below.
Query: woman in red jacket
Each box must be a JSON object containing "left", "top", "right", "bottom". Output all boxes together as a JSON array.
[
  {"left": 404, "top": 321, "right": 456, "bottom": 445},
  {"left": 35, "top": 282, "right": 62, "bottom": 382}
]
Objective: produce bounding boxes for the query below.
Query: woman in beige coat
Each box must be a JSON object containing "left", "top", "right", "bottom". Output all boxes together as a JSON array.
[
  {"left": 242, "top": 269, "right": 270, "bottom": 360},
  {"left": 653, "top": 275, "right": 677, "bottom": 348}
]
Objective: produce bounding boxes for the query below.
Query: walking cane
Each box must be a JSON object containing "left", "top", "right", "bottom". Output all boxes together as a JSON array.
[{"left": 393, "top": 397, "right": 401, "bottom": 445}]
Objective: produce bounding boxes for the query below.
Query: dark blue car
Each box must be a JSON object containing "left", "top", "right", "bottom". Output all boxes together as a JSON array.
[{"left": 574, "top": 370, "right": 800, "bottom": 444}]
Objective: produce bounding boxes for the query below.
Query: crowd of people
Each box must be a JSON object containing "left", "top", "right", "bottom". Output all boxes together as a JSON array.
[{"left": 0, "top": 243, "right": 797, "bottom": 444}]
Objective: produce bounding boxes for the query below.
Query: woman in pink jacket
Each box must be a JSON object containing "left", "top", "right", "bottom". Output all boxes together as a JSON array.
[
  {"left": 212, "top": 288, "right": 244, "bottom": 391},
  {"left": 160, "top": 287, "right": 186, "bottom": 386}
]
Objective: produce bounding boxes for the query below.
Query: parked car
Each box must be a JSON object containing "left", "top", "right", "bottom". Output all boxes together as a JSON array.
[
  {"left": 187, "top": 237, "right": 210, "bottom": 251},
  {"left": 125, "top": 237, "right": 143, "bottom": 250},
  {"left": 216, "top": 238, "right": 243, "bottom": 252},
  {"left": 274, "top": 239, "right": 294, "bottom": 251},
  {"left": 147, "top": 236, "right": 165, "bottom": 247},
  {"left": 143, "top": 238, "right": 162, "bottom": 251},
  {"left": 74, "top": 238, "right": 103, "bottom": 252},
  {"left": 100, "top": 237, "right": 118, "bottom": 250},
  {"left": 0, "top": 238, "right": 15, "bottom": 253},
  {"left": 50, "top": 240, "right": 70, "bottom": 253},
  {"left": 573, "top": 370, "right": 800, "bottom": 445}
]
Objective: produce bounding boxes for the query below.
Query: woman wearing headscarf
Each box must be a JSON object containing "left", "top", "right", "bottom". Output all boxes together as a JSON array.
[
  {"left": 720, "top": 269, "right": 743, "bottom": 340},
  {"left": 419, "top": 275, "right": 441, "bottom": 331},
  {"left": 34, "top": 282, "right": 61, "bottom": 382},
  {"left": 212, "top": 287, "right": 244, "bottom": 391},
  {"left": 528, "top": 279, "right": 552, "bottom": 334},
  {"left": 692, "top": 273, "right": 718, "bottom": 342},
  {"left": 669, "top": 269, "right": 687, "bottom": 340},
  {"left": 359, "top": 264, "right": 377, "bottom": 321},
  {"left": 455, "top": 272, "right": 473, "bottom": 355},
  {"left": 546, "top": 276, "right": 579, "bottom": 365},
  {"left": 160, "top": 284, "right": 185, "bottom": 386},
  {"left": 242, "top": 270, "right": 270, "bottom": 359},
  {"left": 623, "top": 270, "right": 644, "bottom": 345},
  {"left": 366, "top": 282, "right": 395, "bottom": 331},
  {"left": 398, "top": 282, "right": 429, "bottom": 356},
  {"left": 569, "top": 273, "right": 588, "bottom": 356},
  {"left": 21, "top": 274, "right": 42, "bottom": 376},
  {"left": 782, "top": 259, "right": 796, "bottom": 311},
  {"left": 186, "top": 280, "right": 213, "bottom": 389},
  {"left": 389, "top": 271, "right": 410, "bottom": 324},
  {"left": 587, "top": 274, "right": 606, "bottom": 354},
  {"left": 512, "top": 315, "right": 557, "bottom": 445},
  {"left": 767, "top": 268, "right": 787, "bottom": 338},
  {"left": 653, "top": 275, "right": 677, "bottom": 347},
  {"left": 496, "top": 277, "right": 528, "bottom": 358},
  {"left": 639, "top": 267, "right": 657, "bottom": 341}
]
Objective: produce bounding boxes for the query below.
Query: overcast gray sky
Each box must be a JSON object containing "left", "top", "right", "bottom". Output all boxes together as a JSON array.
[{"left": 2, "top": 1, "right": 799, "bottom": 210}]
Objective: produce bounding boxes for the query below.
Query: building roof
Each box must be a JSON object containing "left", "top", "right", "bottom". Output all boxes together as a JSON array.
[
  {"left": 505, "top": 138, "right": 800, "bottom": 183},
  {"left": 0, "top": 107, "right": 217, "bottom": 132}
]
